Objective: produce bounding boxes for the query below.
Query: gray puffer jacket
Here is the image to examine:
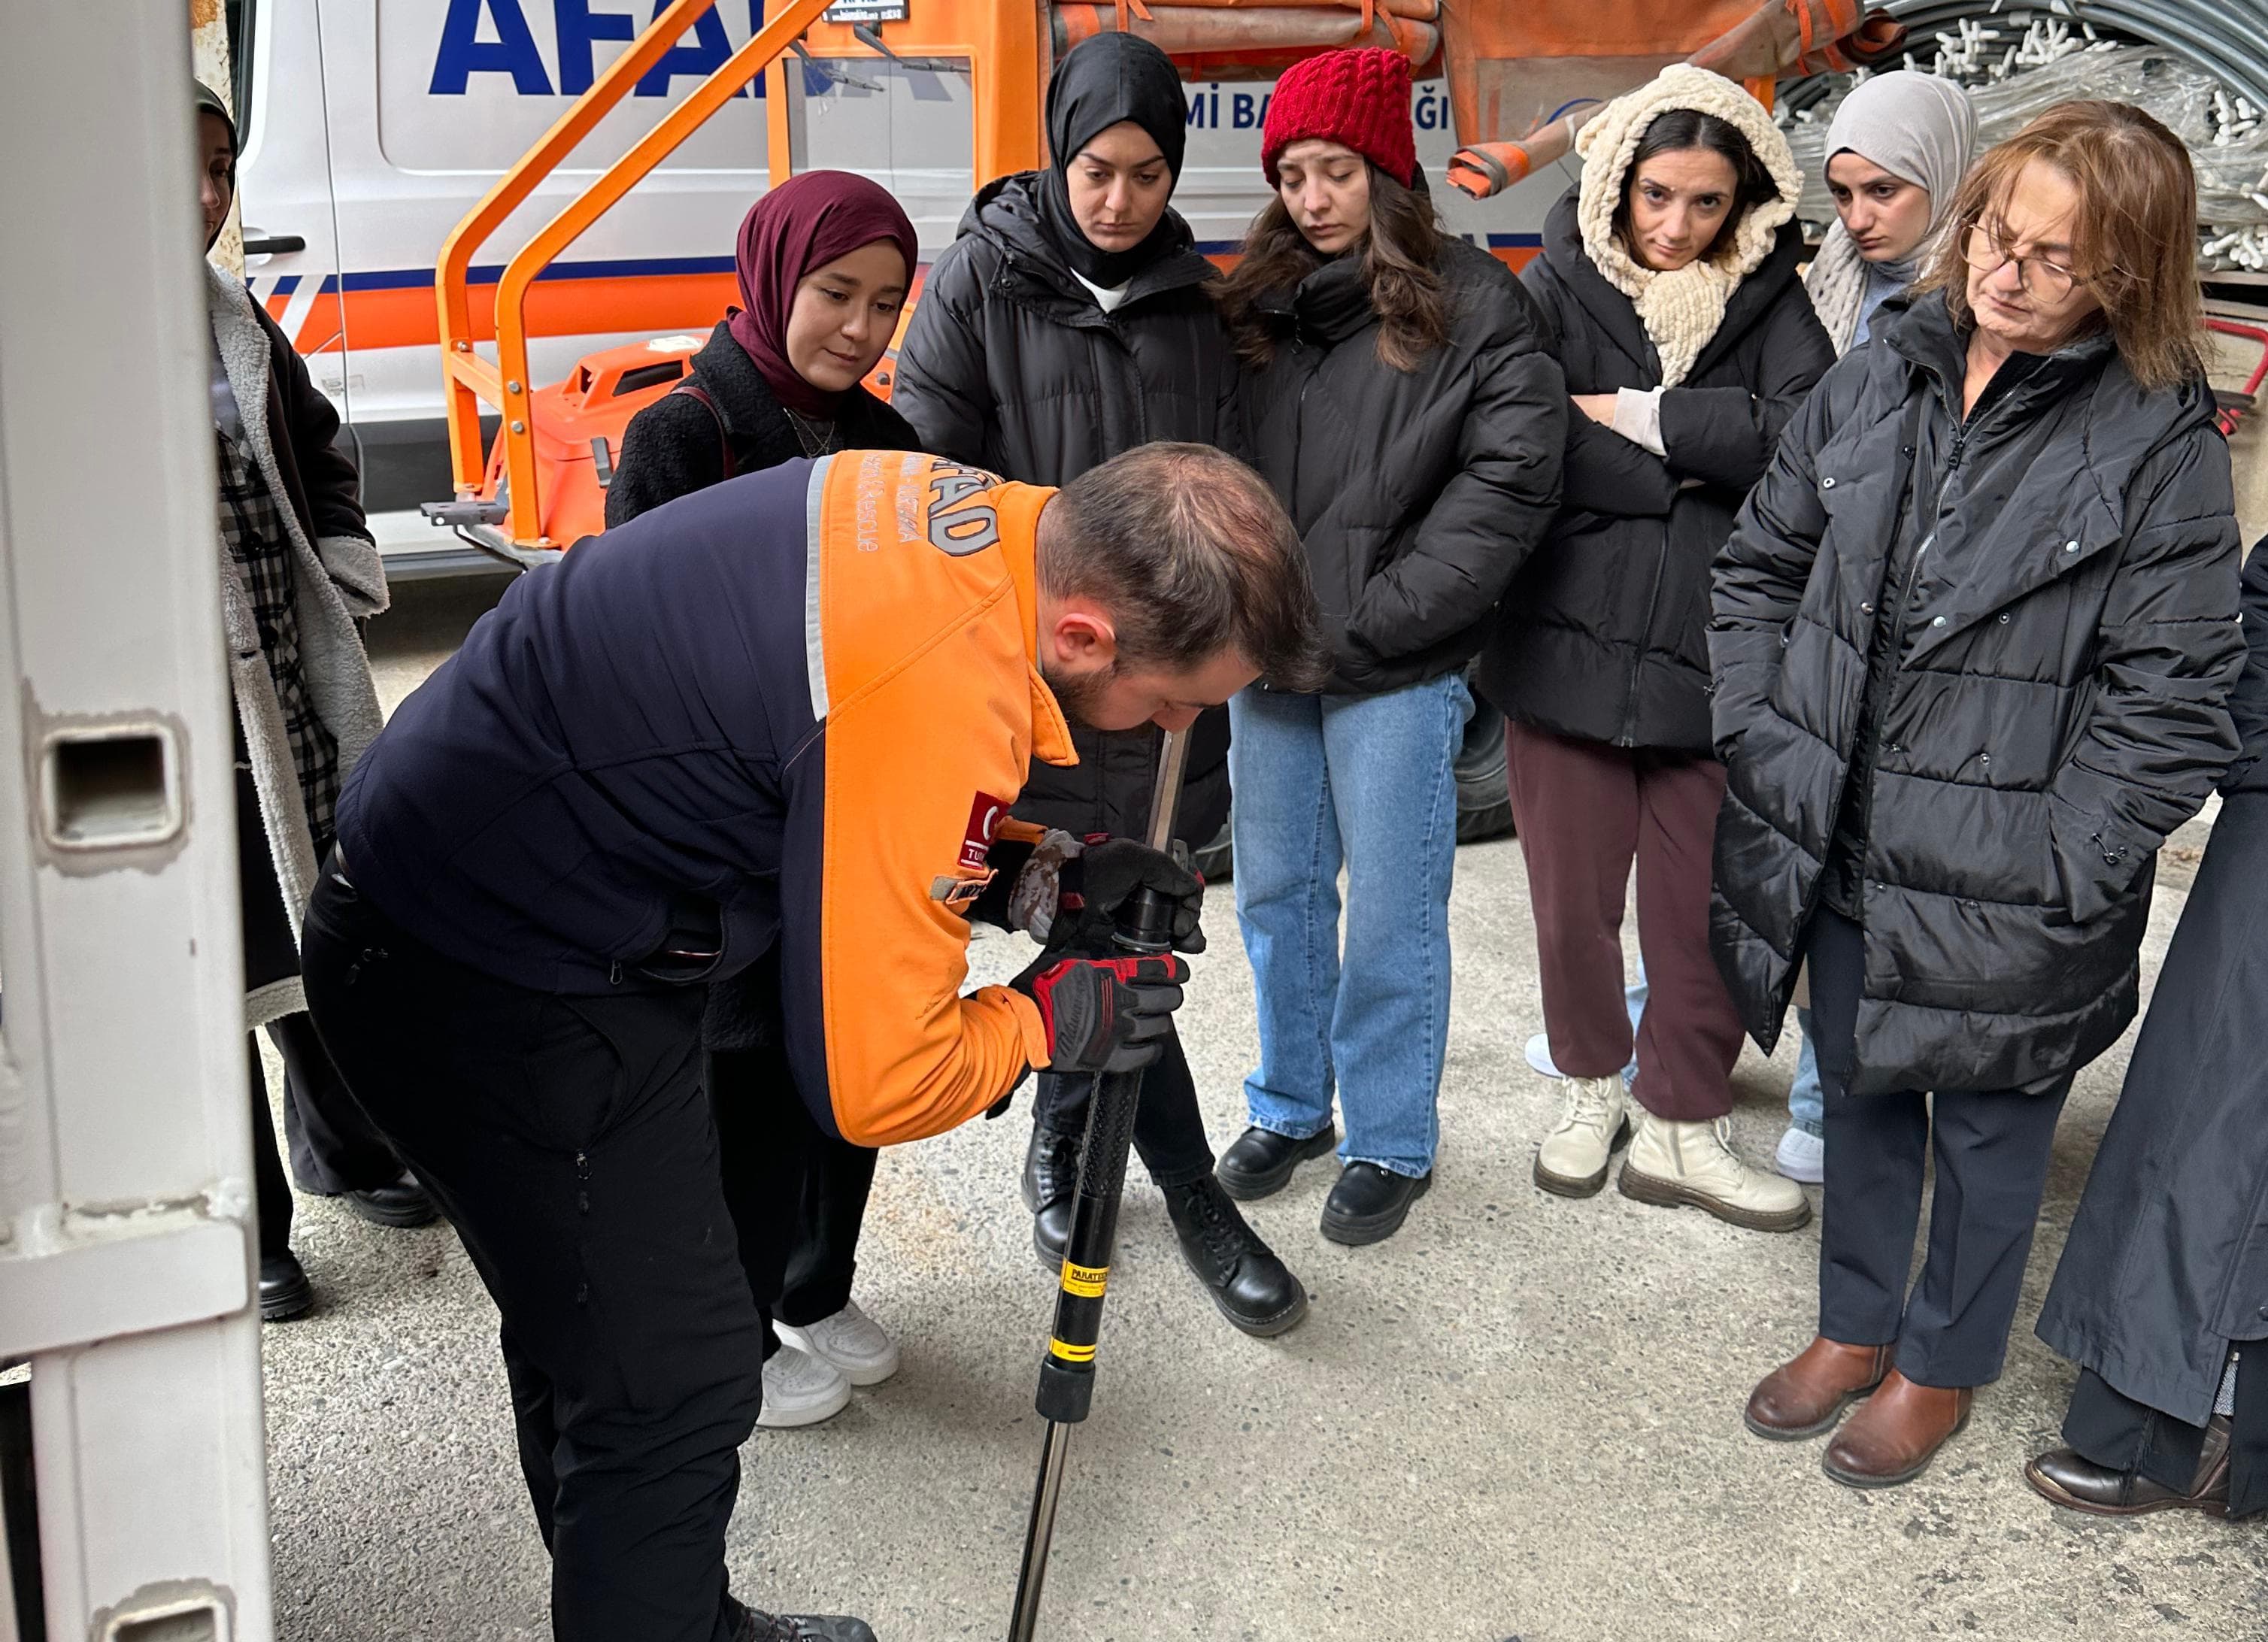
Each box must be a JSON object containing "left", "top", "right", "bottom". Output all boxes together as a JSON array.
[{"left": 1709, "top": 293, "right": 2245, "bottom": 1095}]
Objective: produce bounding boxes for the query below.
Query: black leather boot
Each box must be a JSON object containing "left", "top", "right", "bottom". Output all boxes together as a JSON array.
[
  {"left": 1161, "top": 1177, "right": 1308, "bottom": 1337},
  {"left": 1319, "top": 1162, "right": 1431, "bottom": 1246},
  {"left": 341, "top": 1172, "right": 438, "bottom": 1229},
  {"left": 1022, "top": 1122, "right": 1081, "bottom": 1268},
  {"left": 732, "top": 1599, "right": 879, "bottom": 1641},
  {"left": 1214, "top": 1124, "right": 1337, "bottom": 1201},
  {"left": 2025, "top": 1415, "right": 2233, "bottom": 1517},
  {"left": 259, "top": 1250, "right": 313, "bottom": 1322}
]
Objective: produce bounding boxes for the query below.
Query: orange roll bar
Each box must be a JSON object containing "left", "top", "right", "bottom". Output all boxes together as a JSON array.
[{"left": 437, "top": 0, "right": 836, "bottom": 544}]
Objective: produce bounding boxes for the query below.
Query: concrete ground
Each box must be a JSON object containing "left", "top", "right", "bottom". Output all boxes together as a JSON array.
[{"left": 259, "top": 576, "right": 2267, "bottom": 1642}]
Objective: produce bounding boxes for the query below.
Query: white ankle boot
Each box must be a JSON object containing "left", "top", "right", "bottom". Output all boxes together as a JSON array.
[
  {"left": 1618, "top": 1113, "right": 1812, "bottom": 1232},
  {"left": 1534, "top": 1074, "right": 1630, "bottom": 1198}
]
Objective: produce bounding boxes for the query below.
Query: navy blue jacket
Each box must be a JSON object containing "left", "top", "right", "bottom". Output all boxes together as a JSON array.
[{"left": 338, "top": 465, "right": 814, "bottom": 997}]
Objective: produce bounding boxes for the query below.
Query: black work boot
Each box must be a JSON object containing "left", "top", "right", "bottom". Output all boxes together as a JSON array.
[
  {"left": 259, "top": 1250, "right": 313, "bottom": 1322},
  {"left": 1161, "top": 1177, "right": 1309, "bottom": 1338},
  {"left": 1022, "top": 1122, "right": 1081, "bottom": 1268},
  {"left": 733, "top": 1601, "right": 878, "bottom": 1641}
]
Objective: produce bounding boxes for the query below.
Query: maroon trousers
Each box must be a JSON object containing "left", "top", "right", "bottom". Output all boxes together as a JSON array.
[{"left": 1505, "top": 723, "right": 1745, "bottom": 1122}]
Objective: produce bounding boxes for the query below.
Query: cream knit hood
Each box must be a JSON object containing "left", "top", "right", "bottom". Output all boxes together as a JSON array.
[{"left": 1575, "top": 65, "right": 1803, "bottom": 387}]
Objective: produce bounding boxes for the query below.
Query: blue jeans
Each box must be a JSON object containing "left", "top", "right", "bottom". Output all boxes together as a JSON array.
[
  {"left": 1228, "top": 674, "right": 1470, "bottom": 1178},
  {"left": 1789, "top": 1007, "right": 1823, "bottom": 1138}
]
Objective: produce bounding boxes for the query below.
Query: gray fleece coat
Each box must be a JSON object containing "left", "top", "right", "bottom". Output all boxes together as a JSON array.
[{"left": 207, "top": 261, "right": 387, "bottom": 1028}]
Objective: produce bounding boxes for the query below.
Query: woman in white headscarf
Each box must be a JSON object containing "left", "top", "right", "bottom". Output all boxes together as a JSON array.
[{"left": 1804, "top": 71, "right": 1979, "bottom": 355}]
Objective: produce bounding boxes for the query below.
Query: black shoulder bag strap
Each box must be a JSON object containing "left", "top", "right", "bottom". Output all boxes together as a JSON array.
[{"left": 668, "top": 376, "right": 737, "bottom": 480}]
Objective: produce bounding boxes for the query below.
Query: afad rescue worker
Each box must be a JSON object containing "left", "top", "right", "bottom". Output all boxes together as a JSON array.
[
  {"left": 301, "top": 441, "right": 1327, "bottom": 1642},
  {"left": 892, "top": 32, "right": 1308, "bottom": 1337}
]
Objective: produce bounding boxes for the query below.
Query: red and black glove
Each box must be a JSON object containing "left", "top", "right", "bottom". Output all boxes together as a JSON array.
[{"left": 1012, "top": 952, "right": 1189, "bottom": 1074}]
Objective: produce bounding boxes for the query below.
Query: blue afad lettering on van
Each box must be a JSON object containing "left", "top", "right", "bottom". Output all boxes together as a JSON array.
[{"left": 430, "top": 0, "right": 771, "bottom": 98}]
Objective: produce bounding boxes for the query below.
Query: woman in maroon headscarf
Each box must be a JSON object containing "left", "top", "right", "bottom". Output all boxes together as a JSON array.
[
  {"left": 608, "top": 170, "right": 924, "bottom": 1433},
  {"left": 608, "top": 168, "right": 922, "bottom": 518}
]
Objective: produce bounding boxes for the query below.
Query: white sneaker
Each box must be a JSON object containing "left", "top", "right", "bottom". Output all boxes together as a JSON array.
[
  {"left": 756, "top": 1344, "right": 852, "bottom": 1428},
  {"left": 1775, "top": 1125, "right": 1826, "bottom": 1186},
  {"left": 775, "top": 1298, "right": 900, "bottom": 1387},
  {"left": 1618, "top": 1113, "right": 1812, "bottom": 1232},
  {"left": 1533, "top": 1074, "right": 1630, "bottom": 1198}
]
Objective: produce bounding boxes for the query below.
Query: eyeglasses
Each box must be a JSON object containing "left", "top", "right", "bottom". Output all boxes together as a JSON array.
[{"left": 1961, "top": 224, "right": 2085, "bottom": 301}]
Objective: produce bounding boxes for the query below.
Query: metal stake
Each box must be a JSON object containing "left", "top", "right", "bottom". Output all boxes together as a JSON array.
[{"left": 1005, "top": 728, "right": 1190, "bottom": 1640}]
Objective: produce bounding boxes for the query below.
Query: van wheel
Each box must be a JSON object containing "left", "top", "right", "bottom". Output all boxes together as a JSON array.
[{"left": 1454, "top": 693, "right": 1515, "bottom": 845}]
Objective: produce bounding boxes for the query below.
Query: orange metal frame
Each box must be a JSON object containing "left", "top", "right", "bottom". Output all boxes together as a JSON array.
[
  {"left": 436, "top": 0, "right": 1874, "bottom": 548},
  {"left": 436, "top": 0, "right": 1066, "bottom": 549}
]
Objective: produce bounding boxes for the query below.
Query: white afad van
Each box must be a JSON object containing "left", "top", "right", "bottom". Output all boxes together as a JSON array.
[{"left": 223, "top": 1, "right": 1552, "bottom": 572}]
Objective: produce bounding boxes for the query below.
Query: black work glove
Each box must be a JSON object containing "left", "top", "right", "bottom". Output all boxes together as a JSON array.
[
  {"left": 1051, "top": 839, "right": 1205, "bottom": 955},
  {"left": 1011, "top": 953, "right": 1189, "bottom": 1074}
]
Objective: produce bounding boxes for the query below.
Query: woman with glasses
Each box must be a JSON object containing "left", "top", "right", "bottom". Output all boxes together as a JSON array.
[{"left": 1712, "top": 101, "right": 2245, "bottom": 1489}]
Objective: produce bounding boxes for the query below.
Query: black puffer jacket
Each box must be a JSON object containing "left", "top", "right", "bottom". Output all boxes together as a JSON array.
[
  {"left": 1237, "top": 232, "right": 1565, "bottom": 695},
  {"left": 604, "top": 320, "right": 918, "bottom": 528},
  {"left": 1709, "top": 293, "right": 2245, "bottom": 1095},
  {"left": 892, "top": 172, "right": 1235, "bottom": 846},
  {"left": 1480, "top": 189, "right": 1835, "bottom": 751}
]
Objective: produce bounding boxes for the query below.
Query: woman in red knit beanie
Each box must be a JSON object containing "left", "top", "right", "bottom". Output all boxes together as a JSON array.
[{"left": 1209, "top": 48, "right": 1567, "bottom": 1246}]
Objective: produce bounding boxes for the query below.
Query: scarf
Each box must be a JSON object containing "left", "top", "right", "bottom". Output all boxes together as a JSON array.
[
  {"left": 726, "top": 169, "right": 918, "bottom": 417},
  {"left": 1575, "top": 65, "right": 1803, "bottom": 389},
  {"left": 1036, "top": 32, "right": 1189, "bottom": 289},
  {"left": 1804, "top": 71, "right": 1979, "bottom": 356}
]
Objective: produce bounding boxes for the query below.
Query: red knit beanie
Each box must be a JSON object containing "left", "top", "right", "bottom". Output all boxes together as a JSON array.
[{"left": 1260, "top": 48, "right": 1418, "bottom": 189}]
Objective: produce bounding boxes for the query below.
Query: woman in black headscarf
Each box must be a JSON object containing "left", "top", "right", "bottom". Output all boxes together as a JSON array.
[{"left": 893, "top": 33, "right": 1306, "bottom": 1340}]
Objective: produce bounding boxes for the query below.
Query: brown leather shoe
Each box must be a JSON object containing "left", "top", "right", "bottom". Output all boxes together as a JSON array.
[
  {"left": 1745, "top": 1338, "right": 1894, "bottom": 1441},
  {"left": 1822, "top": 1369, "right": 1972, "bottom": 1488},
  {"left": 2023, "top": 1415, "right": 2233, "bottom": 1518}
]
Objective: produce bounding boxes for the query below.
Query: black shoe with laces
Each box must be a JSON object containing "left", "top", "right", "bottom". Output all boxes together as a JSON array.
[
  {"left": 732, "top": 1601, "right": 879, "bottom": 1641},
  {"left": 1160, "top": 1177, "right": 1308, "bottom": 1337},
  {"left": 1022, "top": 1122, "right": 1082, "bottom": 1268}
]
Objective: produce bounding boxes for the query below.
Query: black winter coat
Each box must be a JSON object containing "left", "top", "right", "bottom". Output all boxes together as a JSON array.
[
  {"left": 1709, "top": 294, "right": 2245, "bottom": 1095},
  {"left": 1237, "top": 233, "right": 1565, "bottom": 695},
  {"left": 1480, "top": 190, "right": 1835, "bottom": 752},
  {"left": 2034, "top": 541, "right": 2268, "bottom": 1501},
  {"left": 891, "top": 171, "right": 1235, "bottom": 847},
  {"left": 604, "top": 321, "right": 918, "bottom": 529}
]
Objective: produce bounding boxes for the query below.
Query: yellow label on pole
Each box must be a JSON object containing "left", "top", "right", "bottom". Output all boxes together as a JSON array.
[
  {"left": 1049, "top": 1338, "right": 1096, "bottom": 1364},
  {"left": 1060, "top": 1261, "right": 1108, "bottom": 1298}
]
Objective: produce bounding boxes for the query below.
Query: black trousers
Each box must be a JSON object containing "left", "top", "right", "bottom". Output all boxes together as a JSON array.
[
  {"left": 239, "top": 765, "right": 404, "bottom": 1258},
  {"left": 1033, "top": 1022, "right": 1214, "bottom": 1189},
  {"left": 247, "top": 1014, "right": 408, "bottom": 1258},
  {"left": 710, "top": 1042, "right": 878, "bottom": 1358},
  {"left": 302, "top": 868, "right": 764, "bottom": 1642},
  {"left": 2063, "top": 1360, "right": 2268, "bottom": 1518},
  {"left": 1808, "top": 907, "right": 2072, "bottom": 1388}
]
